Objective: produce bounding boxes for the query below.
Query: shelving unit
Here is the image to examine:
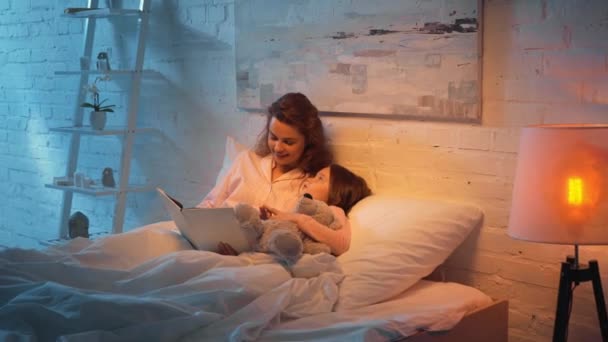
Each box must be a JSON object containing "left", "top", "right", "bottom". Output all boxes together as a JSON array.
[
  {"left": 49, "top": 0, "right": 152, "bottom": 237},
  {"left": 49, "top": 126, "right": 154, "bottom": 135},
  {"left": 55, "top": 70, "right": 154, "bottom": 76},
  {"left": 46, "top": 183, "right": 153, "bottom": 196},
  {"left": 63, "top": 8, "right": 143, "bottom": 18}
]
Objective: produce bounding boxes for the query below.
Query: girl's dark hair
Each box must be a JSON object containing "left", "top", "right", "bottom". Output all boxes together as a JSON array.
[
  {"left": 254, "top": 92, "right": 333, "bottom": 175},
  {"left": 327, "top": 164, "right": 372, "bottom": 214}
]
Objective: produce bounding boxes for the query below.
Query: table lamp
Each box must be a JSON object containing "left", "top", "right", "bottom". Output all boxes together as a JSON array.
[{"left": 508, "top": 124, "right": 608, "bottom": 342}]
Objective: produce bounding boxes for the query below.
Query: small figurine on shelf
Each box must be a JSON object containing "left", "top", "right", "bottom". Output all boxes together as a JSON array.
[
  {"left": 96, "top": 52, "right": 111, "bottom": 72},
  {"left": 102, "top": 167, "right": 116, "bottom": 187},
  {"left": 69, "top": 211, "right": 89, "bottom": 239},
  {"left": 73, "top": 171, "right": 85, "bottom": 187},
  {"left": 82, "top": 76, "right": 115, "bottom": 130}
]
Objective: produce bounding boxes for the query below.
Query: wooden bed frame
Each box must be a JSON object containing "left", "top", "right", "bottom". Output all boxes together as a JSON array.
[
  {"left": 398, "top": 299, "right": 509, "bottom": 342},
  {"left": 402, "top": 267, "right": 508, "bottom": 341}
]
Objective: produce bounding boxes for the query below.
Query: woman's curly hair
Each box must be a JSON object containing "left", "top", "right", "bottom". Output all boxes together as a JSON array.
[{"left": 254, "top": 93, "right": 333, "bottom": 175}]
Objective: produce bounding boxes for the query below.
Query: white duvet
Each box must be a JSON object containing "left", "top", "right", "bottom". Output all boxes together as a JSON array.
[{"left": 0, "top": 221, "right": 491, "bottom": 341}]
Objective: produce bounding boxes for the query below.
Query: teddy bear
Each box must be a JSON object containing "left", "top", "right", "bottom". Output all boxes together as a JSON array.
[{"left": 233, "top": 194, "right": 342, "bottom": 265}]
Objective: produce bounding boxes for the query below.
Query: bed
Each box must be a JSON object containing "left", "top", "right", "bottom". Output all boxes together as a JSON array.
[{"left": 0, "top": 193, "right": 507, "bottom": 341}]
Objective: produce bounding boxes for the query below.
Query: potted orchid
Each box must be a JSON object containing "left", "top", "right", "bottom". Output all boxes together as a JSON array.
[{"left": 81, "top": 77, "right": 115, "bottom": 130}]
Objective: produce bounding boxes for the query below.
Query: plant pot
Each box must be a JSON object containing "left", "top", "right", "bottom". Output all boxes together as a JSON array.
[{"left": 90, "top": 111, "right": 107, "bottom": 130}]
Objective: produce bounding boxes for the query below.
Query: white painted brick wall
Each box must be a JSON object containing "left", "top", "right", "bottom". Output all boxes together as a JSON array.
[
  {"left": 1, "top": 0, "right": 607, "bottom": 341},
  {"left": 0, "top": 0, "right": 242, "bottom": 246}
]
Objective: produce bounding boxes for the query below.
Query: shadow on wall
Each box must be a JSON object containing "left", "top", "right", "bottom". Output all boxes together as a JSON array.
[
  {"left": 442, "top": 217, "right": 484, "bottom": 284},
  {"left": 101, "top": 0, "right": 237, "bottom": 227},
  {"left": 106, "top": 1, "right": 231, "bottom": 49}
]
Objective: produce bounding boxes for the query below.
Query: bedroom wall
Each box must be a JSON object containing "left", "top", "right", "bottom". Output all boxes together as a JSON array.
[
  {"left": 1, "top": 0, "right": 607, "bottom": 341},
  {"left": 0, "top": 0, "right": 244, "bottom": 246},
  {"left": 317, "top": 1, "right": 608, "bottom": 341}
]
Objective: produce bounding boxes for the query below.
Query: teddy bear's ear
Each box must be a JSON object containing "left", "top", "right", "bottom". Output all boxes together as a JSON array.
[{"left": 234, "top": 203, "right": 259, "bottom": 223}]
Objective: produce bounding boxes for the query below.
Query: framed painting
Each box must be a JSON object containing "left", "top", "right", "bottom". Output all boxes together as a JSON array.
[{"left": 235, "top": 0, "right": 482, "bottom": 123}]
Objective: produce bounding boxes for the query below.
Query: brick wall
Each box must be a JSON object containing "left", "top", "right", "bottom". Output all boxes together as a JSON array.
[
  {"left": 1, "top": 0, "right": 607, "bottom": 340},
  {"left": 478, "top": 1, "right": 608, "bottom": 340},
  {"left": 0, "top": 0, "right": 244, "bottom": 247}
]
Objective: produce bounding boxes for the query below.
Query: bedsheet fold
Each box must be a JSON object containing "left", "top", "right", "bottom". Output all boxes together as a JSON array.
[{"left": 0, "top": 222, "right": 344, "bottom": 341}]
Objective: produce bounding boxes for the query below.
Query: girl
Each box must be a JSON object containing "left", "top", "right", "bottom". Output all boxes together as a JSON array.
[{"left": 220, "top": 164, "right": 372, "bottom": 256}]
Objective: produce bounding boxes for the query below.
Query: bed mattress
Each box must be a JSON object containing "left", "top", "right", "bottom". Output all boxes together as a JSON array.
[{"left": 261, "top": 280, "right": 493, "bottom": 341}]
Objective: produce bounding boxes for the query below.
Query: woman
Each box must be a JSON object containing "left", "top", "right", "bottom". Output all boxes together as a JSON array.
[{"left": 197, "top": 92, "right": 333, "bottom": 212}]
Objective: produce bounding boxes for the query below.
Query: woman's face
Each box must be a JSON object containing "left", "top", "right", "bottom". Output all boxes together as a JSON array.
[
  {"left": 301, "top": 166, "right": 330, "bottom": 203},
  {"left": 267, "top": 118, "right": 306, "bottom": 171}
]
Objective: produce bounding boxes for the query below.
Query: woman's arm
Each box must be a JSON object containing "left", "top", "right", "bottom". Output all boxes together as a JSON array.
[
  {"left": 264, "top": 206, "right": 351, "bottom": 256},
  {"left": 196, "top": 151, "right": 247, "bottom": 208},
  {"left": 196, "top": 186, "right": 223, "bottom": 208}
]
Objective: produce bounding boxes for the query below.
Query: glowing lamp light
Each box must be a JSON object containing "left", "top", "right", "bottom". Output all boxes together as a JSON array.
[
  {"left": 567, "top": 177, "right": 583, "bottom": 206},
  {"left": 507, "top": 124, "right": 608, "bottom": 341}
]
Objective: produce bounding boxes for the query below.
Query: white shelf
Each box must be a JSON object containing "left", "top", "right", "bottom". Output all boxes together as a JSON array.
[
  {"left": 40, "top": 230, "right": 111, "bottom": 247},
  {"left": 54, "top": 69, "right": 153, "bottom": 76},
  {"left": 50, "top": 126, "right": 155, "bottom": 135},
  {"left": 46, "top": 183, "right": 154, "bottom": 196},
  {"left": 63, "top": 8, "right": 143, "bottom": 18}
]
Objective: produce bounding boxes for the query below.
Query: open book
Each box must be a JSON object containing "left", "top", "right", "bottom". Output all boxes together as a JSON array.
[{"left": 156, "top": 188, "right": 254, "bottom": 253}]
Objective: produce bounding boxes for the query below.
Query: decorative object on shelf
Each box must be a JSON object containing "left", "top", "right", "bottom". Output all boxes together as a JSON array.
[
  {"left": 89, "top": 110, "right": 107, "bottom": 130},
  {"left": 508, "top": 124, "right": 608, "bottom": 342},
  {"left": 81, "top": 76, "right": 115, "bottom": 130},
  {"left": 68, "top": 211, "right": 89, "bottom": 239},
  {"left": 82, "top": 177, "right": 94, "bottom": 188},
  {"left": 102, "top": 167, "right": 116, "bottom": 187},
  {"left": 73, "top": 171, "right": 85, "bottom": 187},
  {"left": 53, "top": 176, "right": 73, "bottom": 186},
  {"left": 96, "top": 51, "right": 111, "bottom": 72}
]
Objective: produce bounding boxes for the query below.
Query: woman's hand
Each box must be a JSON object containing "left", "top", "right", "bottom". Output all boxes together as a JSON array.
[{"left": 217, "top": 242, "right": 238, "bottom": 256}]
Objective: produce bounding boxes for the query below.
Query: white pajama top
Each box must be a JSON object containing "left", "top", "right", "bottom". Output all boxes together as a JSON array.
[{"left": 197, "top": 150, "right": 306, "bottom": 212}]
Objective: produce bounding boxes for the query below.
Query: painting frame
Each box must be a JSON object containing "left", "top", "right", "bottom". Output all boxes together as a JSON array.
[{"left": 235, "top": 0, "right": 484, "bottom": 123}]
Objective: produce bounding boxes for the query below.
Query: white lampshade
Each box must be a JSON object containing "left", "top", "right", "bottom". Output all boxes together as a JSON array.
[{"left": 508, "top": 124, "right": 608, "bottom": 245}]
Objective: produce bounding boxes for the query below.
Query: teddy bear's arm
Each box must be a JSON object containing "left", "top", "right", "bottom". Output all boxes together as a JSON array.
[
  {"left": 234, "top": 203, "right": 264, "bottom": 239},
  {"left": 303, "top": 240, "right": 331, "bottom": 255},
  {"left": 294, "top": 207, "right": 351, "bottom": 256}
]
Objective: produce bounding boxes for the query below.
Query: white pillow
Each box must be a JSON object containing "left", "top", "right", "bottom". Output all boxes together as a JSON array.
[
  {"left": 335, "top": 195, "right": 483, "bottom": 311},
  {"left": 215, "top": 136, "right": 248, "bottom": 185}
]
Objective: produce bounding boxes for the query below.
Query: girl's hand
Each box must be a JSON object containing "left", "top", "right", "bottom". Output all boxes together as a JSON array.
[
  {"left": 261, "top": 206, "right": 299, "bottom": 223},
  {"left": 259, "top": 206, "right": 273, "bottom": 220}
]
